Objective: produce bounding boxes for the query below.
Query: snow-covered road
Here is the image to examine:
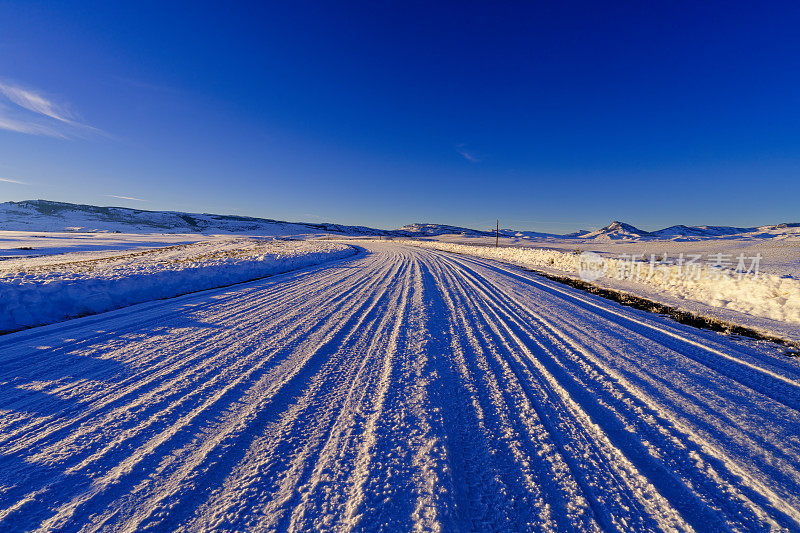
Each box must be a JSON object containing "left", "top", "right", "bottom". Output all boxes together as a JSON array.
[{"left": 1, "top": 243, "right": 799, "bottom": 532}]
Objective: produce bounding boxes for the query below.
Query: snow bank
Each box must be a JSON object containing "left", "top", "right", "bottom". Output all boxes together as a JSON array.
[
  {"left": 0, "top": 239, "right": 355, "bottom": 333},
  {"left": 406, "top": 240, "right": 800, "bottom": 324}
]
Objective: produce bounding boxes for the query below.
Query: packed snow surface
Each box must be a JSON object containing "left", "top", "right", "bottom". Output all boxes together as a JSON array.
[
  {"left": 0, "top": 237, "right": 354, "bottom": 333},
  {"left": 1, "top": 243, "right": 799, "bottom": 531}
]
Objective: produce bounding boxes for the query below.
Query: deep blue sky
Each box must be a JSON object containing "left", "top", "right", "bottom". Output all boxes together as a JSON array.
[{"left": 1, "top": 1, "right": 798, "bottom": 232}]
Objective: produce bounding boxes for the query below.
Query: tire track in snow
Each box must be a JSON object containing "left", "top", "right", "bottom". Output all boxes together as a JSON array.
[
  {"left": 1, "top": 243, "right": 798, "bottom": 531},
  {"left": 0, "top": 252, "right": 394, "bottom": 527},
  {"left": 0, "top": 251, "right": 371, "bottom": 446},
  {"left": 435, "top": 253, "right": 683, "bottom": 531},
  {"left": 31, "top": 254, "right": 403, "bottom": 531},
  {"left": 436, "top": 249, "right": 800, "bottom": 529},
  {"left": 162, "top": 252, "right": 411, "bottom": 531}
]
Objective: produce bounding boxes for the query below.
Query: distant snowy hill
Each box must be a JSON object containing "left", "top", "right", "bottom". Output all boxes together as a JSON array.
[
  {"left": 648, "top": 223, "right": 800, "bottom": 240},
  {"left": 581, "top": 221, "right": 651, "bottom": 240},
  {"left": 0, "top": 200, "right": 392, "bottom": 236},
  {"left": 2, "top": 200, "right": 797, "bottom": 241},
  {"left": 572, "top": 220, "right": 800, "bottom": 241},
  {"left": 397, "top": 223, "right": 492, "bottom": 237},
  {"left": 650, "top": 224, "right": 748, "bottom": 238},
  {"left": 0, "top": 200, "right": 503, "bottom": 237},
  {"left": 407, "top": 220, "right": 800, "bottom": 241}
]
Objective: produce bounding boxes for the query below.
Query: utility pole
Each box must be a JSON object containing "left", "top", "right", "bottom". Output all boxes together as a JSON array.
[{"left": 496, "top": 219, "right": 499, "bottom": 248}]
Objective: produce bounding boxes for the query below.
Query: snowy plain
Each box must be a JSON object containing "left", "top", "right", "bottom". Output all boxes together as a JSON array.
[
  {"left": 1, "top": 204, "right": 798, "bottom": 341},
  {"left": 1, "top": 202, "right": 799, "bottom": 531},
  {"left": 0, "top": 230, "right": 212, "bottom": 260}
]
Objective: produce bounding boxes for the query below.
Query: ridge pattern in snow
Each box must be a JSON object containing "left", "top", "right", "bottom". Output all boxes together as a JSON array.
[{"left": 0, "top": 244, "right": 798, "bottom": 531}]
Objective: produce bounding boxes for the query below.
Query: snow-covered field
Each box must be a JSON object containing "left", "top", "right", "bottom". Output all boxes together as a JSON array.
[
  {"left": 0, "top": 230, "right": 212, "bottom": 260},
  {"left": 1, "top": 243, "right": 798, "bottom": 531},
  {"left": 436, "top": 229, "right": 800, "bottom": 279},
  {"left": 1, "top": 203, "right": 799, "bottom": 530},
  {"left": 3, "top": 201, "right": 797, "bottom": 342},
  {"left": 0, "top": 236, "right": 355, "bottom": 333},
  {"left": 405, "top": 237, "right": 800, "bottom": 342}
]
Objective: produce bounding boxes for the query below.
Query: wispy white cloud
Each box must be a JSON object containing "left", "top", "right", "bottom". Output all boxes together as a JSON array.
[
  {"left": 0, "top": 177, "right": 29, "bottom": 185},
  {"left": 0, "top": 83, "right": 74, "bottom": 123},
  {"left": 106, "top": 195, "right": 146, "bottom": 202},
  {"left": 456, "top": 144, "right": 481, "bottom": 163},
  {"left": 0, "top": 81, "right": 101, "bottom": 139},
  {"left": 0, "top": 115, "right": 65, "bottom": 138}
]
